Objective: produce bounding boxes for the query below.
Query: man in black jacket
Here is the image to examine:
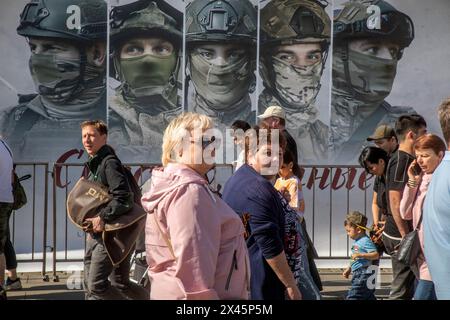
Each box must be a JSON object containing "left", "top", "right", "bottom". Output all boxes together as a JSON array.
[{"left": 80, "top": 120, "right": 140, "bottom": 300}]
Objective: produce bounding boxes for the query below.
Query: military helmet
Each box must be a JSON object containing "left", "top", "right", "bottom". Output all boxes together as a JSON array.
[
  {"left": 334, "top": 0, "right": 414, "bottom": 49},
  {"left": 185, "top": 0, "right": 257, "bottom": 45},
  {"left": 110, "top": 0, "right": 182, "bottom": 50},
  {"left": 260, "top": 0, "right": 331, "bottom": 47},
  {"left": 17, "top": 0, "right": 107, "bottom": 42}
]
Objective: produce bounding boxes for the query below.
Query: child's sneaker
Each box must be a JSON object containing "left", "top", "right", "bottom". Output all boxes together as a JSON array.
[{"left": 5, "top": 277, "right": 22, "bottom": 291}]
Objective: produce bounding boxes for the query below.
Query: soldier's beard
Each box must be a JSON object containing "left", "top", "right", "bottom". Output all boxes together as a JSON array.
[
  {"left": 190, "top": 53, "right": 253, "bottom": 110},
  {"left": 30, "top": 53, "right": 105, "bottom": 106},
  {"left": 333, "top": 49, "right": 397, "bottom": 103},
  {"left": 272, "top": 57, "right": 322, "bottom": 113}
]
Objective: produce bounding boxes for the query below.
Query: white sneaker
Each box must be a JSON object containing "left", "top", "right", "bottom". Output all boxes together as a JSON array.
[{"left": 5, "top": 278, "right": 22, "bottom": 291}]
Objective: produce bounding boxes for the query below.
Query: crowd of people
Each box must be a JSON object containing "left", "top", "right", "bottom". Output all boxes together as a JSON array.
[
  {"left": 139, "top": 100, "right": 450, "bottom": 301},
  {"left": 1, "top": 98, "right": 450, "bottom": 300},
  {"left": 356, "top": 101, "right": 450, "bottom": 300},
  {"left": 2, "top": 98, "right": 450, "bottom": 300}
]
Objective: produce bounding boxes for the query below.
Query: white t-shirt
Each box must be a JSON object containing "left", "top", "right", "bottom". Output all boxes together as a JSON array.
[{"left": 0, "top": 139, "right": 14, "bottom": 203}]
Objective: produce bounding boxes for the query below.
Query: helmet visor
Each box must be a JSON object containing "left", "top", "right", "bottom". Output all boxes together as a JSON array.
[
  {"left": 335, "top": 11, "right": 414, "bottom": 46},
  {"left": 368, "top": 12, "right": 414, "bottom": 40},
  {"left": 19, "top": 2, "right": 49, "bottom": 27}
]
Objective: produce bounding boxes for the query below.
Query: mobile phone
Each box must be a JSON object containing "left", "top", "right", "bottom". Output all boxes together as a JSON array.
[{"left": 412, "top": 162, "right": 422, "bottom": 175}]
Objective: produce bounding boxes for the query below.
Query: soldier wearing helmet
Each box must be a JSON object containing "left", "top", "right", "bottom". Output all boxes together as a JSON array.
[
  {"left": 331, "top": 0, "right": 417, "bottom": 163},
  {"left": 108, "top": 0, "right": 183, "bottom": 163},
  {"left": 0, "top": 0, "right": 108, "bottom": 162},
  {"left": 185, "top": 0, "right": 257, "bottom": 129},
  {"left": 259, "top": 0, "right": 331, "bottom": 164}
]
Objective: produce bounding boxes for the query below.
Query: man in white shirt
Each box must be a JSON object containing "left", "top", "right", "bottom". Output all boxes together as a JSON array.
[{"left": 0, "top": 138, "right": 14, "bottom": 299}]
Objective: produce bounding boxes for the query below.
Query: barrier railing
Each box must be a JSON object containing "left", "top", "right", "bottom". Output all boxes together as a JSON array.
[
  {"left": 299, "top": 165, "right": 375, "bottom": 259},
  {"left": 49, "top": 162, "right": 234, "bottom": 281},
  {"left": 13, "top": 162, "right": 378, "bottom": 281},
  {"left": 11, "top": 163, "right": 50, "bottom": 281}
]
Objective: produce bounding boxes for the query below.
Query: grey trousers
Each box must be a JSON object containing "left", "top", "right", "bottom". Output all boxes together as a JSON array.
[
  {"left": 83, "top": 233, "right": 148, "bottom": 300},
  {"left": 382, "top": 234, "right": 417, "bottom": 300}
]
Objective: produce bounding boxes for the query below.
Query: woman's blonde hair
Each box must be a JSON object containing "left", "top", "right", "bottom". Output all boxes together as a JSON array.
[{"left": 161, "top": 112, "right": 213, "bottom": 166}]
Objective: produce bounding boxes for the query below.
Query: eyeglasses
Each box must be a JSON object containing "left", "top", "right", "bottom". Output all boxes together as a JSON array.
[{"left": 191, "top": 135, "right": 218, "bottom": 149}]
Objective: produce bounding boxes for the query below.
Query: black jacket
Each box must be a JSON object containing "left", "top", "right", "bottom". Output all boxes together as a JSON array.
[{"left": 86, "top": 144, "right": 133, "bottom": 223}]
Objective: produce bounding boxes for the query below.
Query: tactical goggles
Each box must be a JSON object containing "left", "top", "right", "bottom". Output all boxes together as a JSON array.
[
  {"left": 334, "top": 11, "right": 414, "bottom": 45},
  {"left": 19, "top": 1, "right": 49, "bottom": 27},
  {"left": 18, "top": 1, "right": 106, "bottom": 40}
]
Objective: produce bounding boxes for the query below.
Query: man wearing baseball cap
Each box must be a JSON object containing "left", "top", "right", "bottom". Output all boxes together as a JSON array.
[
  {"left": 367, "top": 125, "right": 398, "bottom": 156},
  {"left": 258, "top": 106, "right": 298, "bottom": 165}
]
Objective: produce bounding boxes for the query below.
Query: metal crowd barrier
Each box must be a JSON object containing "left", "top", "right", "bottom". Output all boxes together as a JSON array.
[
  {"left": 299, "top": 165, "right": 375, "bottom": 259},
  {"left": 13, "top": 162, "right": 378, "bottom": 281},
  {"left": 11, "top": 163, "right": 50, "bottom": 281}
]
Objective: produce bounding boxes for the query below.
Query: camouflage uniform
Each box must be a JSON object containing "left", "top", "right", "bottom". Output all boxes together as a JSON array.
[
  {"left": 259, "top": 0, "right": 331, "bottom": 163},
  {"left": 109, "top": 0, "right": 183, "bottom": 163},
  {"left": 0, "top": 94, "right": 106, "bottom": 162},
  {"left": 185, "top": 0, "right": 257, "bottom": 129},
  {"left": 331, "top": 0, "right": 416, "bottom": 164},
  {"left": 0, "top": 0, "right": 107, "bottom": 162}
]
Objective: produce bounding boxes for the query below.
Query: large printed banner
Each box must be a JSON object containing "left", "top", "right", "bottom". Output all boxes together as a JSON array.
[
  {"left": 1, "top": 0, "right": 448, "bottom": 165},
  {"left": 1, "top": 0, "right": 449, "bottom": 256}
]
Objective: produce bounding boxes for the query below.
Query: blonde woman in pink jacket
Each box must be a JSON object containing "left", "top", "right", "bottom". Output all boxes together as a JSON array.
[
  {"left": 141, "top": 112, "right": 250, "bottom": 300},
  {"left": 400, "top": 133, "right": 446, "bottom": 300}
]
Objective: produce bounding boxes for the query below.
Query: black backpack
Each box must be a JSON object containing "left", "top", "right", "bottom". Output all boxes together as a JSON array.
[
  {"left": 1, "top": 139, "right": 28, "bottom": 210},
  {"left": 99, "top": 155, "right": 143, "bottom": 207},
  {"left": 122, "top": 165, "right": 143, "bottom": 207}
]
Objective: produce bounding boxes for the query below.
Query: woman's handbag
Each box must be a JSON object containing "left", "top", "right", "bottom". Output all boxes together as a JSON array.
[
  {"left": 395, "top": 195, "right": 424, "bottom": 267},
  {"left": 67, "top": 177, "right": 146, "bottom": 266},
  {"left": 395, "top": 227, "right": 421, "bottom": 266}
]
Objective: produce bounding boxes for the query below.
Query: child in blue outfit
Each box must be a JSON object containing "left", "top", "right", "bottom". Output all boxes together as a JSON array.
[{"left": 342, "top": 211, "right": 380, "bottom": 300}]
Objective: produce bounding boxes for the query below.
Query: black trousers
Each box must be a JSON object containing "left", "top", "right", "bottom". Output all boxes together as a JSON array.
[
  {"left": 382, "top": 234, "right": 417, "bottom": 300},
  {"left": 0, "top": 203, "right": 13, "bottom": 256},
  {"left": 301, "top": 218, "right": 323, "bottom": 291},
  {"left": 4, "top": 211, "right": 17, "bottom": 270}
]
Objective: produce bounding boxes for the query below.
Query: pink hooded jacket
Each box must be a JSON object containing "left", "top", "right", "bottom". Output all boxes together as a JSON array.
[
  {"left": 141, "top": 163, "right": 250, "bottom": 300},
  {"left": 400, "top": 173, "right": 432, "bottom": 281}
]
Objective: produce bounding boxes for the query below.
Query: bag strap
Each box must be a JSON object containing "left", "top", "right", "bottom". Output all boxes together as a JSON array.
[
  {"left": 97, "top": 154, "right": 119, "bottom": 182},
  {"left": 411, "top": 180, "right": 425, "bottom": 230},
  {"left": 416, "top": 193, "right": 425, "bottom": 230},
  {"left": 99, "top": 154, "right": 137, "bottom": 200},
  {"left": 152, "top": 213, "right": 176, "bottom": 261}
]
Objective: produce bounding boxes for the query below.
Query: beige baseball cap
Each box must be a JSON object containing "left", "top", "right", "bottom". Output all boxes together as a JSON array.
[
  {"left": 367, "top": 124, "right": 396, "bottom": 141},
  {"left": 257, "top": 105, "right": 286, "bottom": 120}
]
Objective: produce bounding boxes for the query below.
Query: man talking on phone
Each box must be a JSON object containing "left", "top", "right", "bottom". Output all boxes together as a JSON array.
[{"left": 383, "top": 114, "right": 427, "bottom": 300}]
